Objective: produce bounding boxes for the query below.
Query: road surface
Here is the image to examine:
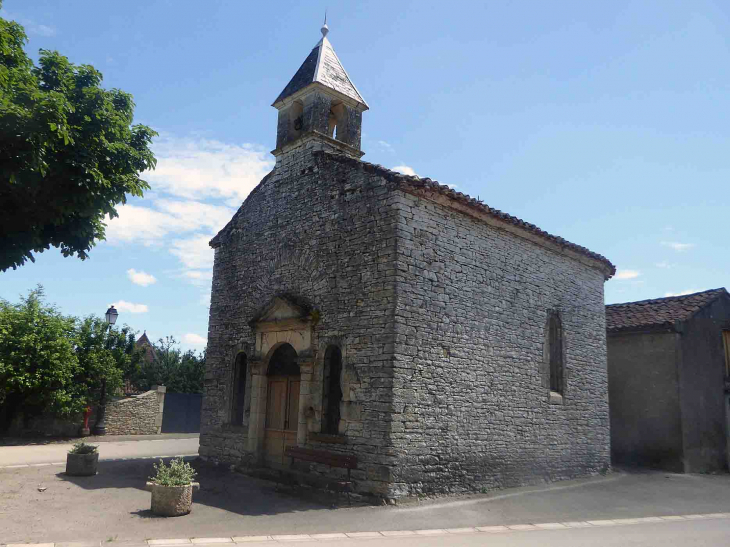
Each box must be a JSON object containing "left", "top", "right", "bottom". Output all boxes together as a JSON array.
[
  {"left": 3, "top": 518, "right": 729, "bottom": 547},
  {"left": 0, "top": 435, "right": 199, "bottom": 467},
  {"left": 216, "top": 519, "right": 730, "bottom": 546}
]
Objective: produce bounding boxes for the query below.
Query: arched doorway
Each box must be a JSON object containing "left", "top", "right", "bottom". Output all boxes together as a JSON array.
[{"left": 264, "top": 343, "right": 300, "bottom": 467}]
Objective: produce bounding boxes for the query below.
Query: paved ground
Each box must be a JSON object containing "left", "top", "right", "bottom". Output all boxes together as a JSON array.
[
  {"left": 4, "top": 514, "right": 730, "bottom": 547},
  {"left": 0, "top": 433, "right": 200, "bottom": 447},
  {"left": 0, "top": 436, "right": 200, "bottom": 467},
  {"left": 1, "top": 458, "right": 730, "bottom": 545}
]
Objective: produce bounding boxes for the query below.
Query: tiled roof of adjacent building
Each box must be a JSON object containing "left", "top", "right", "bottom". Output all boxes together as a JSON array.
[
  {"left": 135, "top": 332, "right": 152, "bottom": 348},
  {"left": 606, "top": 288, "right": 730, "bottom": 333},
  {"left": 273, "top": 35, "right": 367, "bottom": 108},
  {"left": 135, "top": 331, "right": 156, "bottom": 363}
]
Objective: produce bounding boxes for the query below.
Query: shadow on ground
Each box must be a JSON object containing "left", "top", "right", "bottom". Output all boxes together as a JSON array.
[{"left": 55, "top": 457, "right": 348, "bottom": 518}]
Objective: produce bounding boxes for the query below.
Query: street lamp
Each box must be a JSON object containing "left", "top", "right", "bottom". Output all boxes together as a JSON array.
[
  {"left": 105, "top": 305, "right": 119, "bottom": 326},
  {"left": 93, "top": 305, "right": 119, "bottom": 435}
]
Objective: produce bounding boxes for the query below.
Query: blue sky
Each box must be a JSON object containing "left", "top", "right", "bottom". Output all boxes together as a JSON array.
[{"left": 2, "top": 0, "right": 729, "bottom": 350}]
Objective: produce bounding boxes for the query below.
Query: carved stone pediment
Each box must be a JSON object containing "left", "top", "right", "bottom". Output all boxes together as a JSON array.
[
  {"left": 249, "top": 295, "right": 316, "bottom": 360},
  {"left": 249, "top": 295, "right": 313, "bottom": 329}
]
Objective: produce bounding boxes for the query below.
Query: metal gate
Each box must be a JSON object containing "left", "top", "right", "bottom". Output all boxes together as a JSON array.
[{"left": 161, "top": 393, "right": 202, "bottom": 433}]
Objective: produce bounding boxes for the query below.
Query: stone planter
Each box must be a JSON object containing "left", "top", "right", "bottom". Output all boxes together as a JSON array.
[
  {"left": 65, "top": 452, "right": 99, "bottom": 476},
  {"left": 145, "top": 482, "right": 200, "bottom": 517}
]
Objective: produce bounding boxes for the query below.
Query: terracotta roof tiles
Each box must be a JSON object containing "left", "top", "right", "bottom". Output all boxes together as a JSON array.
[
  {"left": 315, "top": 151, "right": 616, "bottom": 278},
  {"left": 606, "top": 288, "right": 729, "bottom": 333}
]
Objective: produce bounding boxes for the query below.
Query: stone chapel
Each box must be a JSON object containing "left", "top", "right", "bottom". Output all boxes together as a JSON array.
[{"left": 199, "top": 22, "right": 617, "bottom": 500}]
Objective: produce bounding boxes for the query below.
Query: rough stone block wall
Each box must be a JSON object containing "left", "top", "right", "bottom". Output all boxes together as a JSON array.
[
  {"left": 388, "top": 190, "right": 611, "bottom": 496},
  {"left": 200, "top": 144, "right": 611, "bottom": 499},
  {"left": 104, "top": 387, "right": 165, "bottom": 435},
  {"left": 201, "top": 142, "right": 402, "bottom": 496}
]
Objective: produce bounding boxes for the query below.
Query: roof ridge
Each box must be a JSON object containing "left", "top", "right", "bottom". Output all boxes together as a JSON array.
[
  {"left": 313, "top": 150, "right": 615, "bottom": 277},
  {"left": 607, "top": 288, "right": 728, "bottom": 308}
]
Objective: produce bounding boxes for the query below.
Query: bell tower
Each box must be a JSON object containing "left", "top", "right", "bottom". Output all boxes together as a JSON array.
[{"left": 272, "top": 21, "right": 368, "bottom": 160}]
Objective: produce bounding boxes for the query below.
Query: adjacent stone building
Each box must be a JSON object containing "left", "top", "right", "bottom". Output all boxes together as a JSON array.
[
  {"left": 606, "top": 288, "right": 730, "bottom": 473},
  {"left": 199, "top": 23, "right": 616, "bottom": 500}
]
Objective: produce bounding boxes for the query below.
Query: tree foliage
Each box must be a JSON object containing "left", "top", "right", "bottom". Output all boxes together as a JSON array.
[
  {"left": 133, "top": 336, "right": 205, "bottom": 394},
  {"left": 0, "top": 286, "right": 142, "bottom": 431},
  {"left": 74, "top": 315, "right": 143, "bottom": 403},
  {"left": 0, "top": 8, "right": 156, "bottom": 271},
  {"left": 0, "top": 286, "right": 80, "bottom": 428}
]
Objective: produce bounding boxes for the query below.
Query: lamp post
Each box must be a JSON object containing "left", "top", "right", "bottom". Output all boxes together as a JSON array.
[{"left": 93, "top": 305, "right": 118, "bottom": 435}]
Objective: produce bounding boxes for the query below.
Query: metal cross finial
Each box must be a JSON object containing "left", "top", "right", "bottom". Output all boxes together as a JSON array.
[{"left": 321, "top": 9, "right": 329, "bottom": 37}]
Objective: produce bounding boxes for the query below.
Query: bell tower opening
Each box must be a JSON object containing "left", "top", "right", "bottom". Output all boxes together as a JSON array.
[
  {"left": 328, "top": 102, "right": 346, "bottom": 141},
  {"left": 289, "top": 100, "right": 304, "bottom": 141}
]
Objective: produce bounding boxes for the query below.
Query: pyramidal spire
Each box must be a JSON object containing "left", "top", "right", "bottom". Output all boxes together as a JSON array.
[{"left": 273, "top": 20, "right": 368, "bottom": 109}]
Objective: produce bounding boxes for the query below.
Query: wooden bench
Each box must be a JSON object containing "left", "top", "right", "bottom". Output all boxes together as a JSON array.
[{"left": 284, "top": 446, "right": 358, "bottom": 505}]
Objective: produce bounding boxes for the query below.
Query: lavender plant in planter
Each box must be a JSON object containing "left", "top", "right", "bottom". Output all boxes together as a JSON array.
[
  {"left": 66, "top": 442, "right": 99, "bottom": 476},
  {"left": 146, "top": 457, "right": 199, "bottom": 517}
]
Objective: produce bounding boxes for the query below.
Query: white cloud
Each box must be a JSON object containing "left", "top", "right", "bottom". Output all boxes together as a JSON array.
[
  {"left": 32, "top": 24, "right": 55, "bottom": 37},
  {"left": 655, "top": 261, "right": 673, "bottom": 269},
  {"left": 127, "top": 268, "right": 157, "bottom": 287},
  {"left": 377, "top": 140, "right": 395, "bottom": 153},
  {"left": 199, "top": 288, "right": 212, "bottom": 307},
  {"left": 183, "top": 333, "right": 207, "bottom": 346},
  {"left": 184, "top": 270, "right": 212, "bottom": 280},
  {"left": 614, "top": 269, "right": 641, "bottom": 280},
  {"left": 665, "top": 289, "right": 704, "bottom": 297},
  {"left": 2, "top": 12, "right": 56, "bottom": 36},
  {"left": 105, "top": 204, "right": 187, "bottom": 244},
  {"left": 104, "top": 134, "right": 272, "bottom": 296},
  {"left": 661, "top": 241, "right": 695, "bottom": 252},
  {"left": 145, "top": 136, "right": 274, "bottom": 206},
  {"left": 113, "top": 300, "right": 149, "bottom": 313},
  {"left": 183, "top": 270, "right": 213, "bottom": 287},
  {"left": 105, "top": 200, "right": 234, "bottom": 246},
  {"left": 170, "top": 234, "right": 215, "bottom": 271},
  {"left": 393, "top": 165, "right": 418, "bottom": 177}
]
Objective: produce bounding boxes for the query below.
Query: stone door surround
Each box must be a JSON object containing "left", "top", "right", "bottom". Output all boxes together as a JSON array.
[{"left": 246, "top": 296, "right": 316, "bottom": 461}]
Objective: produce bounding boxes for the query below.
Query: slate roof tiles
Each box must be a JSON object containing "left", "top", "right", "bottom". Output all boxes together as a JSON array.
[{"left": 274, "top": 37, "right": 367, "bottom": 108}]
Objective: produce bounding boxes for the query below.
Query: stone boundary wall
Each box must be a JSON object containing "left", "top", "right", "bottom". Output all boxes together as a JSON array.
[{"left": 104, "top": 386, "right": 166, "bottom": 435}]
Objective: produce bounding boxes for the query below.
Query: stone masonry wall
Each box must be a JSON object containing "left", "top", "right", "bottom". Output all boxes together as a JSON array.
[
  {"left": 200, "top": 143, "right": 611, "bottom": 499},
  {"left": 388, "top": 190, "right": 611, "bottom": 496},
  {"left": 104, "top": 386, "right": 166, "bottom": 435},
  {"left": 201, "top": 141, "right": 402, "bottom": 496}
]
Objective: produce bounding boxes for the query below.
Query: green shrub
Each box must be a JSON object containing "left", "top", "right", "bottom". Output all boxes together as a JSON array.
[
  {"left": 69, "top": 442, "right": 98, "bottom": 455},
  {"left": 149, "top": 457, "right": 197, "bottom": 486}
]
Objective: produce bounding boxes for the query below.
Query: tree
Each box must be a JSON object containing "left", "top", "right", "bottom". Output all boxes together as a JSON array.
[
  {"left": 0, "top": 286, "right": 141, "bottom": 431},
  {"left": 0, "top": 5, "right": 157, "bottom": 271},
  {"left": 0, "top": 286, "right": 80, "bottom": 430},
  {"left": 73, "top": 316, "right": 143, "bottom": 405},
  {"left": 134, "top": 336, "right": 205, "bottom": 394}
]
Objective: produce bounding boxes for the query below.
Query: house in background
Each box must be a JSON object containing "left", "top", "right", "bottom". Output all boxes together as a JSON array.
[
  {"left": 135, "top": 331, "right": 156, "bottom": 364},
  {"left": 606, "top": 288, "right": 730, "bottom": 473}
]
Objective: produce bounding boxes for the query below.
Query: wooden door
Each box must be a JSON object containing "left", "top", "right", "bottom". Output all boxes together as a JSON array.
[{"left": 264, "top": 376, "right": 300, "bottom": 467}]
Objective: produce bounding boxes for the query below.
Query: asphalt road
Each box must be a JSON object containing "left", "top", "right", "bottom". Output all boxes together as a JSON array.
[{"left": 0, "top": 436, "right": 199, "bottom": 466}]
